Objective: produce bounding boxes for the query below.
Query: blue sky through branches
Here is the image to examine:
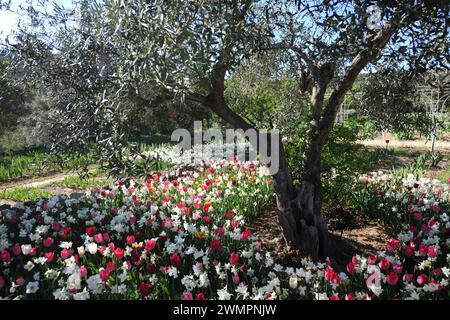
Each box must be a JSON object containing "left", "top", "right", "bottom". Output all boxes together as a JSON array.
[{"left": 0, "top": 0, "right": 73, "bottom": 40}]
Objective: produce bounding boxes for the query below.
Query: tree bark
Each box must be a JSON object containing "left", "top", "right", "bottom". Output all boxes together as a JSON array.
[{"left": 271, "top": 136, "right": 332, "bottom": 261}]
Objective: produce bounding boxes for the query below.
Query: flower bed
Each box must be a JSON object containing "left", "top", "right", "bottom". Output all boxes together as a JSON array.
[
  {"left": 0, "top": 160, "right": 281, "bottom": 300},
  {"left": 0, "top": 161, "right": 449, "bottom": 300},
  {"left": 352, "top": 172, "right": 449, "bottom": 232}
]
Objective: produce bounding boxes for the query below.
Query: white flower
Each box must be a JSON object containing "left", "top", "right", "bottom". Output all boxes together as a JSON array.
[
  {"left": 24, "top": 261, "right": 35, "bottom": 271},
  {"left": 423, "top": 283, "right": 440, "bottom": 293},
  {"left": 273, "top": 264, "right": 284, "bottom": 272},
  {"left": 111, "top": 284, "right": 127, "bottom": 294},
  {"left": 53, "top": 288, "right": 70, "bottom": 300},
  {"left": 117, "top": 270, "right": 128, "bottom": 283},
  {"left": 217, "top": 286, "right": 232, "bottom": 300},
  {"left": 194, "top": 249, "right": 204, "bottom": 259},
  {"left": 168, "top": 266, "right": 179, "bottom": 279},
  {"left": 298, "top": 286, "right": 306, "bottom": 296},
  {"left": 367, "top": 284, "right": 383, "bottom": 297},
  {"left": 181, "top": 275, "right": 195, "bottom": 291},
  {"left": 289, "top": 277, "right": 298, "bottom": 289},
  {"left": 405, "top": 291, "right": 420, "bottom": 300},
  {"left": 33, "top": 257, "right": 47, "bottom": 265},
  {"left": 59, "top": 241, "right": 73, "bottom": 249},
  {"left": 21, "top": 244, "right": 32, "bottom": 255},
  {"left": 198, "top": 273, "right": 209, "bottom": 288},
  {"left": 264, "top": 252, "right": 274, "bottom": 267},
  {"left": 67, "top": 273, "right": 81, "bottom": 291},
  {"left": 235, "top": 283, "right": 248, "bottom": 298},
  {"left": 77, "top": 246, "right": 85, "bottom": 256},
  {"left": 192, "top": 264, "right": 203, "bottom": 277},
  {"left": 25, "top": 281, "right": 39, "bottom": 294},
  {"left": 87, "top": 275, "right": 104, "bottom": 294},
  {"left": 73, "top": 289, "right": 90, "bottom": 300},
  {"left": 86, "top": 243, "right": 98, "bottom": 255},
  {"left": 339, "top": 272, "right": 349, "bottom": 281},
  {"left": 45, "top": 269, "right": 60, "bottom": 280},
  {"left": 441, "top": 267, "right": 450, "bottom": 277},
  {"left": 315, "top": 293, "right": 329, "bottom": 300}
]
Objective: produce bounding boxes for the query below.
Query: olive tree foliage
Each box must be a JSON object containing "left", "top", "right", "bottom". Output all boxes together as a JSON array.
[
  {"left": 359, "top": 70, "right": 433, "bottom": 137},
  {"left": 2, "top": 0, "right": 270, "bottom": 175},
  {"left": 256, "top": 0, "right": 448, "bottom": 259},
  {"left": 2, "top": 1, "right": 101, "bottom": 158},
  {"left": 359, "top": 70, "right": 449, "bottom": 142},
  {"left": 418, "top": 71, "right": 450, "bottom": 152},
  {"left": 224, "top": 52, "right": 311, "bottom": 132},
  {"left": 0, "top": 57, "right": 32, "bottom": 151},
  {"left": 2, "top": 0, "right": 448, "bottom": 260}
]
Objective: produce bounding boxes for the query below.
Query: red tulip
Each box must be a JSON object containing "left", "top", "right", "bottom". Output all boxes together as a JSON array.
[
  {"left": 44, "top": 252, "right": 55, "bottom": 262},
  {"left": 210, "top": 239, "right": 223, "bottom": 252},
  {"left": 417, "top": 274, "right": 429, "bottom": 286},
  {"left": 170, "top": 253, "right": 181, "bottom": 267},
  {"left": 43, "top": 237, "right": 54, "bottom": 248},
  {"left": 346, "top": 262, "right": 355, "bottom": 274},
  {"left": 0, "top": 250, "right": 10, "bottom": 263},
  {"left": 114, "top": 248, "right": 124, "bottom": 260},
  {"left": 99, "top": 269, "right": 110, "bottom": 283},
  {"left": 229, "top": 252, "right": 239, "bottom": 265},
  {"left": 139, "top": 281, "right": 152, "bottom": 296},
  {"left": 145, "top": 239, "right": 157, "bottom": 251},
  {"left": 386, "top": 272, "right": 399, "bottom": 286},
  {"left": 378, "top": 258, "right": 390, "bottom": 271}
]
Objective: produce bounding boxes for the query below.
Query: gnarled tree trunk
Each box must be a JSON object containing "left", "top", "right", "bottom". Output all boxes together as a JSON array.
[
  {"left": 273, "top": 119, "right": 333, "bottom": 261},
  {"left": 273, "top": 142, "right": 333, "bottom": 261}
]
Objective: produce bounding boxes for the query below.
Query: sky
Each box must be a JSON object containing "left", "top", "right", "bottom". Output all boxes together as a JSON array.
[{"left": 0, "top": 0, "right": 74, "bottom": 41}]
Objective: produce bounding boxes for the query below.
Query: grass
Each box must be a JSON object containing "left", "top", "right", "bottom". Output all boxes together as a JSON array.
[
  {"left": 0, "top": 135, "right": 173, "bottom": 182},
  {"left": 0, "top": 150, "right": 95, "bottom": 182},
  {"left": 0, "top": 175, "right": 112, "bottom": 202},
  {"left": 0, "top": 187, "right": 53, "bottom": 202},
  {"left": 368, "top": 146, "right": 449, "bottom": 182},
  {"left": 427, "top": 161, "right": 450, "bottom": 183},
  {"left": 51, "top": 175, "right": 113, "bottom": 189}
]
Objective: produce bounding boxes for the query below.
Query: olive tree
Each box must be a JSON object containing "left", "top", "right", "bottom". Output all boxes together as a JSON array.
[
  {"left": 3, "top": 0, "right": 448, "bottom": 260},
  {"left": 360, "top": 70, "right": 432, "bottom": 138},
  {"left": 418, "top": 71, "right": 450, "bottom": 152}
]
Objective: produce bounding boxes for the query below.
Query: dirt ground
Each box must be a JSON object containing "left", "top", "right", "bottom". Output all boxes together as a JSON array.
[
  {"left": 248, "top": 205, "right": 389, "bottom": 271},
  {"left": 362, "top": 139, "right": 450, "bottom": 152},
  {"left": 361, "top": 132, "right": 450, "bottom": 152}
]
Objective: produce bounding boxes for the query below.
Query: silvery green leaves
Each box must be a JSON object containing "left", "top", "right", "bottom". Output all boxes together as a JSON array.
[{"left": 103, "top": 0, "right": 269, "bottom": 97}]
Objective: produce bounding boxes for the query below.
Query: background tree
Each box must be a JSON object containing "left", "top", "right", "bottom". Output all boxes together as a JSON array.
[
  {"left": 360, "top": 69, "right": 433, "bottom": 140},
  {"left": 418, "top": 71, "right": 450, "bottom": 152},
  {"left": 0, "top": 56, "right": 32, "bottom": 152}
]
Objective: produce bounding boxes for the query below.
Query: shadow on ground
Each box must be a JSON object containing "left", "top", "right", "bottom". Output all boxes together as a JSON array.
[{"left": 248, "top": 204, "right": 390, "bottom": 271}]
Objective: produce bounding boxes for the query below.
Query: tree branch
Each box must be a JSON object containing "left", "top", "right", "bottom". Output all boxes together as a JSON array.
[
  {"left": 199, "top": 1, "right": 256, "bottom": 132},
  {"left": 127, "top": 86, "right": 173, "bottom": 107},
  {"left": 266, "top": 43, "right": 319, "bottom": 79}
]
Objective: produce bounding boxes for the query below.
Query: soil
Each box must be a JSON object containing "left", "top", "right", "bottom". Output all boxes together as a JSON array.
[
  {"left": 0, "top": 172, "right": 71, "bottom": 190},
  {"left": 248, "top": 204, "right": 390, "bottom": 271},
  {"left": 361, "top": 135, "right": 450, "bottom": 152},
  {"left": 0, "top": 199, "right": 19, "bottom": 208},
  {"left": 0, "top": 170, "right": 67, "bottom": 185},
  {"left": 41, "top": 186, "right": 81, "bottom": 195}
]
